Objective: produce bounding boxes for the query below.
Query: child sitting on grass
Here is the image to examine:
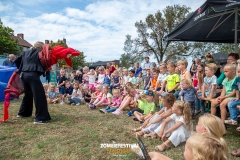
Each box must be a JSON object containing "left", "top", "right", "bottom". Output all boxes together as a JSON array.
[
  {"left": 64, "top": 81, "right": 73, "bottom": 99},
  {"left": 133, "top": 90, "right": 156, "bottom": 123},
  {"left": 211, "top": 63, "right": 236, "bottom": 121},
  {"left": 69, "top": 82, "right": 83, "bottom": 106},
  {"left": 82, "top": 86, "right": 92, "bottom": 105},
  {"left": 47, "top": 84, "right": 59, "bottom": 104},
  {"left": 89, "top": 85, "right": 112, "bottom": 109},
  {"left": 154, "top": 101, "right": 192, "bottom": 151},
  {"left": 88, "top": 84, "right": 103, "bottom": 106},
  {"left": 133, "top": 93, "right": 176, "bottom": 137},
  {"left": 99, "top": 89, "right": 122, "bottom": 113},
  {"left": 112, "top": 87, "right": 137, "bottom": 115}
]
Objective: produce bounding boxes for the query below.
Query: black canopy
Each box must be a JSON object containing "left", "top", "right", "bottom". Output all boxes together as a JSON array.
[
  {"left": 165, "top": 0, "right": 240, "bottom": 46},
  {"left": 89, "top": 61, "right": 106, "bottom": 69},
  {"left": 212, "top": 52, "right": 228, "bottom": 64}
]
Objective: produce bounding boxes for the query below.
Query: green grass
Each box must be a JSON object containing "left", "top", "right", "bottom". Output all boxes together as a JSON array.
[{"left": 0, "top": 98, "right": 239, "bottom": 160}]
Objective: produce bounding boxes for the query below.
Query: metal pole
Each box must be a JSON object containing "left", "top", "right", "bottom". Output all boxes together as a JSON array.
[{"left": 234, "top": 8, "right": 238, "bottom": 52}]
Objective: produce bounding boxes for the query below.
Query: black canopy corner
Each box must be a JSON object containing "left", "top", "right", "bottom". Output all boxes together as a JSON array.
[{"left": 165, "top": 0, "right": 240, "bottom": 50}]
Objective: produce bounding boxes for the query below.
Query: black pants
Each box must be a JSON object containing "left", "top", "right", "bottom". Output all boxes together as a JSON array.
[
  {"left": 18, "top": 72, "right": 51, "bottom": 121},
  {"left": 130, "top": 108, "right": 144, "bottom": 114}
]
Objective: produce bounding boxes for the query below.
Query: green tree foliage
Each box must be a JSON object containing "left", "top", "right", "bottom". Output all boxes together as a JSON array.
[
  {"left": 124, "top": 5, "right": 209, "bottom": 63},
  {"left": 120, "top": 35, "right": 144, "bottom": 68},
  {"left": 0, "top": 19, "right": 19, "bottom": 54},
  {"left": 50, "top": 40, "right": 85, "bottom": 70}
]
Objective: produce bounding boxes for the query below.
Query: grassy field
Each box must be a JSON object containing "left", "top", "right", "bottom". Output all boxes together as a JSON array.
[{"left": 0, "top": 98, "right": 239, "bottom": 160}]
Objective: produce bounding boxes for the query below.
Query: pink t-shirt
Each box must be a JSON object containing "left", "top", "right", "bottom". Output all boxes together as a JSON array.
[{"left": 112, "top": 97, "right": 122, "bottom": 106}]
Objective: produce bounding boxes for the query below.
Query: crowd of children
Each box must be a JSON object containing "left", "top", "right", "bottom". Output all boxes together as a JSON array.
[{"left": 43, "top": 55, "right": 240, "bottom": 158}]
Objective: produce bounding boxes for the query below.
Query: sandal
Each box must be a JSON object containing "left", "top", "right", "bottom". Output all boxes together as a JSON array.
[
  {"left": 237, "top": 126, "right": 240, "bottom": 132},
  {"left": 231, "top": 149, "right": 240, "bottom": 157},
  {"left": 194, "top": 110, "right": 201, "bottom": 116},
  {"left": 224, "top": 119, "right": 238, "bottom": 126},
  {"left": 132, "top": 127, "right": 142, "bottom": 132},
  {"left": 155, "top": 142, "right": 170, "bottom": 152}
]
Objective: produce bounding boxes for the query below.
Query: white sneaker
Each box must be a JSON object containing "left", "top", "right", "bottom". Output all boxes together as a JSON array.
[
  {"left": 60, "top": 101, "right": 65, "bottom": 105},
  {"left": 76, "top": 103, "right": 80, "bottom": 106}
]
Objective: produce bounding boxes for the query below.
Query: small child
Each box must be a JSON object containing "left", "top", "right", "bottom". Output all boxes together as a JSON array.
[
  {"left": 89, "top": 84, "right": 103, "bottom": 105},
  {"left": 143, "top": 69, "right": 151, "bottom": 90},
  {"left": 211, "top": 63, "right": 236, "bottom": 121},
  {"left": 135, "top": 72, "right": 143, "bottom": 89},
  {"left": 74, "top": 70, "right": 83, "bottom": 84},
  {"left": 82, "top": 66, "right": 89, "bottom": 86},
  {"left": 179, "top": 78, "right": 197, "bottom": 117},
  {"left": 57, "top": 68, "right": 67, "bottom": 104},
  {"left": 112, "top": 87, "right": 136, "bottom": 115},
  {"left": 128, "top": 70, "right": 136, "bottom": 85},
  {"left": 149, "top": 69, "right": 160, "bottom": 91},
  {"left": 82, "top": 86, "right": 92, "bottom": 104},
  {"left": 198, "top": 63, "right": 218, "bottom": 114},
  {"left": 122, "top": 68, "right": 130, "bottom": 87},
  {"left": 160, "top": 62, "right": 180, "bottom": 94},
  {"left": 88, "top": 69, "right": 97, "bottom": 92},
  {"left": 154, "top": 101, "right": 192, "bottom": 151},
  {"left": 69, "top": 82, "right": 83, "bottom": 106},
  {"left": 90, "top": 86, "right": 112, "bottom": 109},
  {"left": 47, "top": 84, "right": 59, "bottom": 103},
  {"left": 195, "top": 63, "right": 205, "bottom": 115},
  {"left": 133, "top": 90, "right": 156, "bottom": 123},
  {"left": 226, "top": 65, "right": 240, "bottom": 126},
  {"left": 156, "top": 63, "right": 168, "bottom": 91},
  {"left": 134, "top": 93, "right": 176, "bottom": 137},
  {"left": 103, "top": 69, "right": 111, "bottom": 86},
  {"left": 97, "top": 66, "right": 106, "bottom": 84},
  {"left": 110, "top": 70, "right": 121, "bottom": 92},
  {"left": 64, "top": 81, "right": 73, "bottom": 99},
  {"left": 99, "top": 89, "right": 122, "bottom": 113}
]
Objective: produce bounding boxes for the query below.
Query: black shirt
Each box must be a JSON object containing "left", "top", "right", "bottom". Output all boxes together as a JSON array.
[
  {"left": 58, "top": 75, "right": 67, "bottom": 87},
  {"left": 83, "top": 92, "right": 91, "bottom": 103},
  {"left": 74, "top": 74, "right": 83, "bottom": 84}
]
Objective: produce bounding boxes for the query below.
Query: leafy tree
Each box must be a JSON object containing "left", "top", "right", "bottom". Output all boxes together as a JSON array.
[
  {"left": 0, "top": 19, "right": 19, "bottom": 54},
  {"left": 125, "top": 5, "right": 208, "bottom": 63}
]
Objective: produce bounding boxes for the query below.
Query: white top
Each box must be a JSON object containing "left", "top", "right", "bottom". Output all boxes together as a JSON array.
[
  {"left": 142, "top": 62, "right": 153, "bottom": 75},
  {"left": 98, "top": 73, "right": 105, "bottom": 83},
  {"left": 88, "top": 75, "right": 96, "bottom": 84},
  {"left": 71, "top": 89, "right": 83, "bottom": 99},
  {"left": 123, "top": 75, "right": 129, "bottom": 84},
  {"left": 157, "top": 73, "right": 168, "bottom": 83},
  {"left": 170, "top": 113, "right": 185, "bottom": 124}
]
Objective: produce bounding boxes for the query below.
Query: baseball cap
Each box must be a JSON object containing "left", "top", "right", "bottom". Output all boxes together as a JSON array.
[{"left": 145, "top": 90, "right": 154, "bottom": 96}]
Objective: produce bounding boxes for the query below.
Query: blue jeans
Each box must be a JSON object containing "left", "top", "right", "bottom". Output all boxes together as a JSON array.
[
  {"left": 195, "top": 93, "right": 207, "bottom": 114},
  {"left": 105, "top": 106, "right": 117, "bottom": 112},
  {"left": 143, "top": 85, "right": 149, "bottom": 90},
  {"left": 227, "top": 100, "right": 240, "bottom": 121},
  {"left": 70, "top": 97, "right": 81, "bottom": 104},
  {"left": 174, "top": 90, "right": 181, "bottom": 100}
]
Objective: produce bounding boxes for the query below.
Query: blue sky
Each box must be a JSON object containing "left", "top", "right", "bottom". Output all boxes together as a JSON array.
[{"left": 0, "top": 0, "right": 205, "bottom": 62}]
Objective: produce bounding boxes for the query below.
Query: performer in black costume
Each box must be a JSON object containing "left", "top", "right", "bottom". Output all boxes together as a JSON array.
[{"left": 14, "top": 42, "right": 51, "bottom": 124}]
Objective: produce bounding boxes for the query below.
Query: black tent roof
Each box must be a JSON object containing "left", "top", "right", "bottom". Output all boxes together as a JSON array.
[{"left": 165, "top": 0, "right": 240, "bottom": 43}]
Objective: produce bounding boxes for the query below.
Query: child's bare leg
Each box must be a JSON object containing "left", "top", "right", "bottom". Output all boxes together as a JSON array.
[
  {"left": 95, "top": 100, "right": 104, "bottom": 107},
  {"left": 119, "top": 97, "right": 132, "bottom": 110},
  {"left": 211, "top": 99, "right": 219, "bottom": 115},
  {"left": 220, "top": 98, "right": 230, "bottom": 121},
  {"left": 136, "top": 130, "right": 145, "bottom": 136},
  {"left": 144, "top": 114, "right": 152, "bottom": 120},
  {"left": 93, "top": 98, "right": 100, "bottom": 105},
  {"left": 52, "top": 98, "right": 59, "bottom": 103},
  {"left": 134, "top": 111, "right": 143, "bottom": 121}
]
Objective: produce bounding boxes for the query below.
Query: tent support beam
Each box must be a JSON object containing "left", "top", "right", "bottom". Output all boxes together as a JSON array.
[{"left": 234, "top": 8, "right": 238, "bottom": 52}]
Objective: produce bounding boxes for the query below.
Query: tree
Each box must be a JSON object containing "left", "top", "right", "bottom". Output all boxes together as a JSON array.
[
  {"left": 0, "top": 19, "right": 19, "bottom": 54},
  {"left": 120, "top": 35, "right": 144, "bottom": 68},
  {"left": 125, "top": 5, "right": 208, "bottom": 63}
]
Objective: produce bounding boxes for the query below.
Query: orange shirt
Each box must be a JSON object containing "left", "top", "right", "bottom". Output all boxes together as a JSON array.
[{"left": 151, "top": 78, "right": 158, "bottom": 88}]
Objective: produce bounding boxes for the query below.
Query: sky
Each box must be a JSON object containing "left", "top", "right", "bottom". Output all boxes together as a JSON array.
[{"left": 0, "top": 0, "right": 206, "bottom": 62}]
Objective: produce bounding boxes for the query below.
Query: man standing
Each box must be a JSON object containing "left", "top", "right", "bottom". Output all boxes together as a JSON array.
[
  {"left": 2, "top": 54, "right": 16, "bottom": 67},
  {"left": 142, "top": 56, "right": 152, "bottom": 77},
  {"left": 128, "top": 62, "right": 135, "bottom": 71}
]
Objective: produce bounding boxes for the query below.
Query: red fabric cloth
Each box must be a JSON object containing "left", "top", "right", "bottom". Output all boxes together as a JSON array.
[{"left": 110, "top": 65, "right": 116, "bottom": 75}]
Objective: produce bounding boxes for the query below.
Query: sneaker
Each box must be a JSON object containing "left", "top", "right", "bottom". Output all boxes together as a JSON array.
[
  {"left": 112, "top": 109, "right": 123, "bottom": 115},
  {"left": 127, "top": 111, "right": 132, "bottom": 117},
  {"left": 16, "top": 114, "right": 23, "bottom": 118},
  {"left": 90, "top": 105, "right": 96, "bottom": 109},
  {"left": 60, "top": 101, "right": 65, "bottom": 105},
  {"left": 133, "top": 118, "right": 139, "bottom": 121},
  {"left": 34, "top": 119, "right": 48, "bottom": 124},
  {"left": 99, "top": 109, "right": 107, "bottom": 113},
  {"left": 76, "top": 103, "right": 80, "bottom": 106}
]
